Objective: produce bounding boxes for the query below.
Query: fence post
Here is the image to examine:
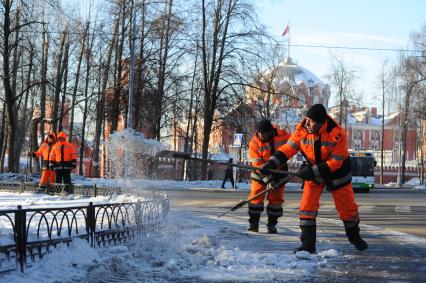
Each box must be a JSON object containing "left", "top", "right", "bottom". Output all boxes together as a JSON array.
[
  {"left": 15, "top": 205, "right": 26, "bottom": 272},
  {"left": 135, "top": 200, "right": 142, "bottom": 227},
  {"left": 94, "top": 184, "right": 97, "bottom": 197},
  {"left": 86, "top": 202, "right": 96, "bottom": 248}
]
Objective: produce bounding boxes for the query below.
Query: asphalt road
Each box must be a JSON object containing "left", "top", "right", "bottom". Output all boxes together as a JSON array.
[
  {"left": 167, "top": 188, "right": 426, "bottom": 238},
  {"left": 166, "top": 188, "right": 426, "bottom": 282}
]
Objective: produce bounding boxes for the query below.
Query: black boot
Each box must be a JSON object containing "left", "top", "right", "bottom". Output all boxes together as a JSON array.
[
  {"left": 248, "top": 213, "right": 260, "bottom": 232},
  {"left": 267, "top": 215, "right": 278, "bottom": 234},
  {"left": 344, "top": 221, "right": 368, "bottom": 251},
  {"left": 294, "top": 223, "right": 316, "bottom": 254}
]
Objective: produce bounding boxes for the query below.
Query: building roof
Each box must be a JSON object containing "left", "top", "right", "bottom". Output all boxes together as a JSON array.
[{"left": 265, "top": 57, "right": 325, "bottom": 88}]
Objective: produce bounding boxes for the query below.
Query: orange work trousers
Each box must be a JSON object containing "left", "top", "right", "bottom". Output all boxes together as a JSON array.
[
  {"left": 299, "top": 181, "right": 359, "bottom": 222},
  {"left": 39, "top": 169, "right": 56, "bottom": 187},
  {"left": 248, "top": 180, "right": 284, "bottom": 206}
]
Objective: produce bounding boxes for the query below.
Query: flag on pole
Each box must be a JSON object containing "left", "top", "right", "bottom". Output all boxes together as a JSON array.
[{"left": 282, "top": 25, "right": 289, "bottom": 37}]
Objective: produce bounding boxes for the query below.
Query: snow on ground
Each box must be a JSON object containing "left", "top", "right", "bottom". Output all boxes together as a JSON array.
[
  {"left": 0, "top": 191, "right": 135, "bottom": 210},
  {"left": 1, "top": 175, "right": 426, "bottom": 282},
  {"left": 73, "top": 175, "right": 303, "bottom": 192},
  {"left": 0, "top": 191, "right": 339, "bottom": 283}
]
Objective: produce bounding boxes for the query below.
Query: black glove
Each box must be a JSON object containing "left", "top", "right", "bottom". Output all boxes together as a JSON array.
[
  {"left": 28, "top": 152, "right": 35, "bottom": 157},
  {"left": 262, "top": 173, "right": 285, "bottom": 188},
  {"left": 49, "top": 164, "right": 55, "bottom": 170},
  {"left": 260, "top": 160, "right": 277, "bottom": 175},
  {"left": 71, "top": 160, "right": 77, "bottom": 169},
  {"left": 262, "top": 174, "right": 273, "bottom": 185},
  {"left": 271, "top": 175, "right": 289, "bottom": 188},
  {"left": 297, "top": 166, "right": 315, "bottom": 181}
]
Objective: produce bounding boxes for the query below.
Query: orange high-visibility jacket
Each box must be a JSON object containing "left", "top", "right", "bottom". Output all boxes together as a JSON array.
[
  {"left": 249, "top": 127, "right": 291, "bottom": 183},
  {"left": 34, "top": 133, "right": 56, "bottom": 169},
  {"left": 49, "top": 132, "right": 77, "bottom": 170},
  {"left": 273, "top": 115, "right": 352, "bottom": 190}
]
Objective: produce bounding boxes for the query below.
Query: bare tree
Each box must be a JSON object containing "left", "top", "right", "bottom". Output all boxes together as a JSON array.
[
  {"left": 110, "top": 0, "right": 128, "bottom": 133},
  {"left": 327, "top": 55, "right": 358, "bottom": 129},
  {"left": 79, "top": 22, "right": 96, "bottom": 176},
  {"left": 51, "top": 30, "right": 67, "bottom": 133},
  {"left": 408, "top": 25, "right": 426, "bottom": 184},
  {"left": 377, "top": 59, "right": 392, "bottom": 184},
  {"left": 92, "top": 18, "right": 119, "bottom": 177},
  {"left": 69, "top": 22, "right": 89, "bottom": 140},
  {"left": 1, "top": 0, "right": 28, "bottom": 172},
  {"left": 198, "top": 0, "right": 269, "bottom": 179},
  {"left": 39, "top": 21, "right": 49, "bottom": 143},
  {"left": 396, "top": 53, "right": 425, "bottom": 185}
]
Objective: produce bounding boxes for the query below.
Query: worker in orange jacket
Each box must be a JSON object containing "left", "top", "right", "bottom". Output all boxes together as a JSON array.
[
  {"left": 49, "top": 132, "right": 77, "bottom": 191},
  {"left": 248, "top": 119, "right": 291, "bottom": 233},
  {"left": 29, "top": 133, "right": 57, "bottom": 189},
  {"left": 263, "top": 104, "right": 368, "bottom": 253}
]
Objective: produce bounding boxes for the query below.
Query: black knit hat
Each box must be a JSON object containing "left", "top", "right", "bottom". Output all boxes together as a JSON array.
[
  {"left": 305, "top": 104, "right": 327, "bottom": 123},
  {"left": 256, "top": 119, "right": 274, "bottom": 133}
]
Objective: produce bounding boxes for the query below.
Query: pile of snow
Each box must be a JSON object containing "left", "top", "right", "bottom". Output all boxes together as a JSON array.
[
  {"left": 406, "top": 177, "right": 420, "bottom": 186},
  {"left": 1, "top": 209, "right": 340, "bottom": 282},
  {"left": 0, "top": 191, "right": 138, "bottom": 210},
  {"left": 76, "top": 177, "right": 303, "bottom": 192}
]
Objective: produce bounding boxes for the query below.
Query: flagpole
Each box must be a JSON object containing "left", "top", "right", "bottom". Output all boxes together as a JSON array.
[{"left": 287, "top": 21, "right": 291, "bottom": 59}]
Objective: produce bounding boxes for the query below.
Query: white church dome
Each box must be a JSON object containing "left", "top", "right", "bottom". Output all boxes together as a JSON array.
[{"left": 266, "top": 57, "right": 324, "bottom": 88}]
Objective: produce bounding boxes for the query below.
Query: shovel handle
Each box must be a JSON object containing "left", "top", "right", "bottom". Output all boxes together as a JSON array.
[{"left": 168, "top": 151, "right": 299, "bottom": 177}]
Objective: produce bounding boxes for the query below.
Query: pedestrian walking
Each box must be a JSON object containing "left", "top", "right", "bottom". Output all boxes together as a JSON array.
[
  {"left": 248, "top": 119, "right": 291, "bottom": 233},
  {"left": 221, "top": 158, "right": 235, "bottom": 189},
  {"left": 262, "top": 104, "right": 368, "bottom": 253}
]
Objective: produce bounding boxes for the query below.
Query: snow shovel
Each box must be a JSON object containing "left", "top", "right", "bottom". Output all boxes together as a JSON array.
[
  {"left": 160, "top": 150, "right": 300, "bottom": 177},
  {"left": 217, "top": 175, "right": 291, "bottom": 218}
]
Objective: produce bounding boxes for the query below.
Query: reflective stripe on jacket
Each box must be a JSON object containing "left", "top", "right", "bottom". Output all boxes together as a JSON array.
[
  {"left": 34, "top": 143, "right": 55, "bottom": 169},
  {"left": 276, "top": 115, "right": 352, "bottom": 190},
  {"left": 49, "top": 132, "right": 77, "bottom": 170},
  {"left": 249, "top": 127, "right": 291, "bottom": 183}
]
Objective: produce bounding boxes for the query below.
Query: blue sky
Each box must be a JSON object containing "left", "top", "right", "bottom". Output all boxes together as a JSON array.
[{"left": 256, "top": 0, "right": 425, "bottom": 110}]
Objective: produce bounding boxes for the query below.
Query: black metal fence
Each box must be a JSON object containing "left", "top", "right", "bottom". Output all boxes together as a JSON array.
[{"left": 0, "top": 198, "right": 169, "bottom": 273}]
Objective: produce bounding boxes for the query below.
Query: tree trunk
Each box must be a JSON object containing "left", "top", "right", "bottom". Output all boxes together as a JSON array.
[
  {"left": 30, "top": 118, "right": 41, "bottom": 173},
  {"left": 40, "top": 28, "right": 49, "bottom": 141},
  {"left": 399, "top": 88, "right": 411, "bottom": 186},
  {"left": 0, "top": 102, "right": 7, "bottom": 172},
  {"left": 111, "top": 0, "right": 127, "bottom": 133},
  {"left": 2, "top": 0, "right": 18, "bottom": 172},
  {"left": 1, "top": 134, "right": 8, "bottom": 172},
  {"left": 134, "top": 0, "right": 146, "bottom": 130},
  {"left": 200, "top": 0, "right": 233, "bottom": 179},
  {"left": 69, "top": 23, "right": 89, "bottom": 140},
  {"left": 92, "top": 18, "right": 118, "bottom": 177},
  {"left": 380, "top": 73, "right": 385, "bottom": 185},
  {"left": 79, "top": 25, "right": 95, "bottom": 176},
  {"left": 59, "top": 42, "right": 70, "bottom": 132},
  {"left": 11, "top": 8, "right": 21, "bottom": 100},
  {"left": 181, "top": 46, "right": 199, "bottom": 180},
  {"left": 14, "top": 42, "right": 35, "bottom": 171},
  {"left": 52, "top": 31, "right": 67, "bottom": 133},
  {"left": 154, "top": 0, "right": 173, "bottom": 140}
]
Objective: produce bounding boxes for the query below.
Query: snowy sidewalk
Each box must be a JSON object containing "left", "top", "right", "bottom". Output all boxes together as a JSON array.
[
  {"left": 4, "top": 203, "right": 426, "bottom": 282},
  {"left": 1, "top": 181, "right": 426, "bottom": 282}
]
